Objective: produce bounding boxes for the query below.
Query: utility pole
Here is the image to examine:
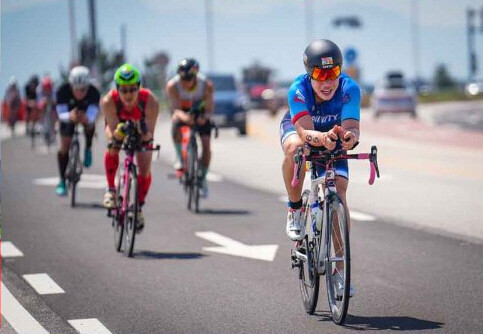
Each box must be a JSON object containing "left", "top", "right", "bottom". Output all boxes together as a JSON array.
[
  {"left": 88, "top": 0, "right": 99, "bottom": 78},
  {"left": 305, "top": 0, "right": 314, "bottom": 44},
  {"left": 68, "top": 0, "right": 77, "bottom": 66},
  {"left": 205, "top": 0, "right": 214, "bottom": 72},
  {"left": 467, "top": 8, "right": 478, "bottom": 81},
  {"left": 411, "top": 0, "right": 421, "bottom": 84},
  {"left": 121, "top": 24, "right": 127, "bottom": 60}
]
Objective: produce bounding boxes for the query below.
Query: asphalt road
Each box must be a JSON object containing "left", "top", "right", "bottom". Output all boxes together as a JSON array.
[{"left": 2, "top": 127, "right": 483, "bottom": 333}]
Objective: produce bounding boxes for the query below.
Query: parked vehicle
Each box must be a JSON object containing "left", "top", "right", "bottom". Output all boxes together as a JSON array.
[
  {"left": 372, "top": 72, "right": 417, "bottom": 118},
  {"left": 207, "top": 73, "right": 248, "bottom": 135}
]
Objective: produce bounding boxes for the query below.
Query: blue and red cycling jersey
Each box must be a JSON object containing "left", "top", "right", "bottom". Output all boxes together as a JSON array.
[{"left": 286, "top": 72, "right": 361, "bottom": 131}]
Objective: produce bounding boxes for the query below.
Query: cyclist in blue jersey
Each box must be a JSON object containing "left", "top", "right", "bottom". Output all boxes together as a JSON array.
[
  {"left": 281, "top": 40, "right": 360, "bottom": 240},
  {"left": 280, "top": 39, "right": 360, "bottom": 296}
]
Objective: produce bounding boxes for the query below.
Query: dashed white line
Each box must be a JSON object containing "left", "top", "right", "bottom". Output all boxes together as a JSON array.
[
  {"left": 68, "top": 318, "right": 113, "bottom": 334},
  {"left": 350, "top": 210, "right": 376, "bottom": 221},
  {"left": 1, "top": 241, "right": 24, "bottom": 257},
  {"left": 1, "top": 282, "right": 50, "bottom": 334},
  {"left": 206, "top": 172, "right": 223, "bottom": 182},
  {"left": 23, "top": 273, "right": 65, "bottom": 295}
]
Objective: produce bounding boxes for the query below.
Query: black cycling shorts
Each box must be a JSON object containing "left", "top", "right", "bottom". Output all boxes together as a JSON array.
[
  {"left": 59, "top": 122, "right": 95, "bottom": 137},
  {"left": 176, "top": 120, "right": 212, "bottom": 137}
]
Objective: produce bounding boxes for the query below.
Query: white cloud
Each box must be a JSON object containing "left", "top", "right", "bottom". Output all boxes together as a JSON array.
[{"left": 1, "top": 0, "right": 60, "bottom": 13}]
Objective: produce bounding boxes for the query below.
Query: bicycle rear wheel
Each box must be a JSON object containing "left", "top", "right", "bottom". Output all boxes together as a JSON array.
[
  {"left": 113, "top": 172, "right": 124, "bottom": 252},
  {"left": 123, "top": 165, "right": 138, "bottom": 257},
  {"left": 297, "top": 190, "right": 320, "bottom": 314},
  {"left": 324, "top": 194, "right": 351, "bottom": 325},
  {"left": 186, "top": 140, "right": 198, "bottom": 212}
]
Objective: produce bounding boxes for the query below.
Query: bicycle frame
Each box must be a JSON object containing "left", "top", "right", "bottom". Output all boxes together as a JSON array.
[{"left": 291, "top": 144, "right": 380, "bottom": 322}]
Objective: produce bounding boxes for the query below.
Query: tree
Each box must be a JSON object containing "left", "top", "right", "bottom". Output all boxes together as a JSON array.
[{"left": 433, "top": 64, "right": 456, "bottom": 90}]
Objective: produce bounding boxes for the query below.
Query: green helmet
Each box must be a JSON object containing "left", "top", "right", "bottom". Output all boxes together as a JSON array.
[{"left": 114, "top": 63, "right": 140, "bottom": 86}]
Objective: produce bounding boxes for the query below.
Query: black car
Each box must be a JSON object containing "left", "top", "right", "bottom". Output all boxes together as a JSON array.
[{"left": 207, "top": 74, "right": 248, "bottom": 136}]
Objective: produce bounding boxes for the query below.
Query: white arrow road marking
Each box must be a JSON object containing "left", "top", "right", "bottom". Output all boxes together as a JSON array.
[
  {"left": 33, "top": 174, "right": 106, "bottom": 189},
  {"left": 350, "top": 211, "right": 376, "bottom": 221},
  {"left": 1, "top": 282, "right": 50, "bottom": 334},
  {"left": 68, "top": 318, "right": 113, "bottom": 334},
  {"left": 23, "top": 273, "right": 65, "bottom": 295},
  {"left": 1, "top": 241, "right": 24, "bottom": 257},
  {"left": 195, "top": 231, "right": 278, "bottom": 262},
  {"left": 206, "top": 172, "right": 223, "bottom": 182}
]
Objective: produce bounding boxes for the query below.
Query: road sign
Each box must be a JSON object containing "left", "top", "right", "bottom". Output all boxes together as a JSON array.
[{"left": 344, "top": 48, "right": 358, "bottom": 65}]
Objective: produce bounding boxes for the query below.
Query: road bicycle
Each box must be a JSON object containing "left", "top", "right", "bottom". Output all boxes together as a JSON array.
[
  {"left": 108, "top": 120, "right": 160, "bottom": 257},
  {"left": 180, "top": 108, "right": 217, "bottom": 213},
  {"left": 65, "top": 124, "right": 82, "bottom": 208},
  {"left": 290, "top": 140, "right": 380, "bottom": 324}
]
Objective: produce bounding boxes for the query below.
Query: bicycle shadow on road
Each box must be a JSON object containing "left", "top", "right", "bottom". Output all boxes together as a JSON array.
[
  {"left": 133, "top": 250, "right": 205, "bottom": 260},
  {"left": 71, "top": 202, "right": 105, "bottom": 210},
  {"left": 314, "top": 311, "right": 444, "bottom": 331},
  {"left": 197, "top": 209, "right": 251, "bottom": 215}
]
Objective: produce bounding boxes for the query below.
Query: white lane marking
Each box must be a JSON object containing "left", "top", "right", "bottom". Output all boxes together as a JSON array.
[
  {"left": 33, "top": 175, "right": 106, "bottom": 189},
  {"left": 350, "top": 210, "right": 376, "bottom": 221},
  {"left": 1, "top": 282, "right": 50, "bottom": 334},
  {"left": 277, "top": 196, "right": 376, "bottom": 221},
  {"left": 206, "top": 172, "right": 223, "bottom": 182},
  {"left": 68, "top": 318, "right": 113, "bottom": 334},
  {"left": 196, "top": 231, "right": 278, "bottom": 262},
  {"left": 23, "top": 273, "right": 65, "bottom": 295},
  {"left": 1, "top": 241, "right": 24, "bottom": 257}
]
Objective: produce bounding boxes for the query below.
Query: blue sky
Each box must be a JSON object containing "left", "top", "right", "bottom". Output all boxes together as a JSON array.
[{"left": 2, "top": 0, "right": 483, "bottom": 94}]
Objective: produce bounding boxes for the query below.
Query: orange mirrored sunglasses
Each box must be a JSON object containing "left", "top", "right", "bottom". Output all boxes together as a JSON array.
[{"left": 311, "top": 66, "right": 341, "bottom": 81}]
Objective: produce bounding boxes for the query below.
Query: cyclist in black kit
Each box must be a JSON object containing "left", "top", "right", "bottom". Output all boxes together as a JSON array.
[{"left": 54, "top": 66, "right": 100, "bottom": 196}]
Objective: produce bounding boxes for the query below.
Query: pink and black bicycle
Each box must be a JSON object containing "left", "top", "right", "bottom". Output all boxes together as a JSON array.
[
  {"left": 108, "top": 120, "right": 159, "bottom": 257},
  {"left": 290, "top": 136, "right": 380, "bottom": 324}
]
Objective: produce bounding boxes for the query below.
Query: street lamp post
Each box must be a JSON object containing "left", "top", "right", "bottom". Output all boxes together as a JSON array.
[
  {"left": 205, "top": 0, "right": 214, "bottom": 72},
  {"left": 411, "top": 0, "right": 421, "bottom": 84},
  {"left": 68, "top": 0, "right": 77, "bottom": 66}
]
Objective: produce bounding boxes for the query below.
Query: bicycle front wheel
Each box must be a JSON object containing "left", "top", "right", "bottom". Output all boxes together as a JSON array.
[
  {"left": 123, "top": 165, "right": 138, "bottom": 257},
  {"left": 68, "top": 141, "right": 80, "bottom": 208},
  {"left": 298, "top": 190, "right": 320, "bottom": 314},
  {"left": 186, "top": 141, "right": 198, "bottom": 212},
  {"left": 324, "top": 194, "right": 351, "bottom": 325},
  {"left": 113, "top": 172, "right": 124, "bottom": 252}
]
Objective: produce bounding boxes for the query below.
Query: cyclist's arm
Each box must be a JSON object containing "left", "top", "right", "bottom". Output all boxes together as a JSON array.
[
  {"left": 55, "top": 86, "right": 72, "bottom": 122},
  {"left": 294, "top": 115, "right": 337, "bottom": 148},
  {"left": 143, "top": 93, "right": 159, "bottom": 139},
  {"left": 340, "top": 81, "right": 361, "bottom": 149},
  {"left": 101, "top": 93, "right": 119, "bottom": 141},
  {"left": 203, "top": 80, "right": 214, "bottom": 119},
  {"left": 85, "top": 87, "right": 101, "bottom": 123},
  {"left": 165, "top": 80, "right": 184, "bottom": 114}
]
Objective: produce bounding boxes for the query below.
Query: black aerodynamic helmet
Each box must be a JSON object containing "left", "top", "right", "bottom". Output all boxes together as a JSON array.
[
  {"left": 177, "top": 58, "right": 199, "bottom": 80},
  {"left": 303, "top": 39, "right": 343, "bottom": 80}
]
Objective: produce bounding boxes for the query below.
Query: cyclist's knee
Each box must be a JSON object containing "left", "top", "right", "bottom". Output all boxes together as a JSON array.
[{"left": 283, "top": 140, "right": 301, "bottom": 161}]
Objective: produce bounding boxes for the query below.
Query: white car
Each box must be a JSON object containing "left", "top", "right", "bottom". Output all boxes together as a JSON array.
[{"left": 372, "top": 72, "right": 417, "bottom": 118}]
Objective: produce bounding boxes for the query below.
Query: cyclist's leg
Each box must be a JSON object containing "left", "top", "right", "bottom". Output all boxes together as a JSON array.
[
  {"left": 171, "top": 111, "right": 186, "bottom": 170},
  {"left": 199, "top": 120, "right": 212, "bottom": 179},
  {"left": 136, "top": 151, "right": 153, "bottom": 206},
  {"left": 83, "top": 122, "right": 95, "bottom": 167},
  {"left": 280, "top": 114, "right": 304, "bottom": 203},
  {"left": 56, "top": 122, "right": 74, "bottom": 195}
]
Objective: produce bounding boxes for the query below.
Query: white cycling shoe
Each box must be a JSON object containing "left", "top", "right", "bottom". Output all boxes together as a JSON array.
[
  {"left": 333, "top": 271, "right": 355, "bottom": 299},
  {"left": 286, "top": 208, "right": 304, "bottom": 241}
]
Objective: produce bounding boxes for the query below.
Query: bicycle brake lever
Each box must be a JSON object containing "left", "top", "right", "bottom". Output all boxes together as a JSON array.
[{"left": 370, "top": 145, "right": 380, "bottom": 178}]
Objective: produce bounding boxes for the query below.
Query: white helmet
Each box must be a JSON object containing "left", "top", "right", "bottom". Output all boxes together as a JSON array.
[
  {"left": 8, "top": 76, "right": 17, "bottom": 87},
  {"left": 68, "top": 66, "right": 90, "bottom": 89}
]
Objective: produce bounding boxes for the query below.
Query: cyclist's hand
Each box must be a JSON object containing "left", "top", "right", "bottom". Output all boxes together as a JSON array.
[
  {"left": 113, "top": 122, "right": 126, "bottom": 141},
  {"left": 141, "top": 131, "right": 153, "bottom": 142},
  {"left": 183, "top": 113, "right": 195, "bottom": 126},
  {"left": 341, "top": 130, "right": 357, "bottom": 150},
  {"left": 197, "top": 115, "right": 208, "bottom": 126},
  {"left": 77, "top": 112, "right": 88, "bottom": 125},
  {"left": 69, "top": 108, "right": 79, "bottom": 122},
  {"left": 322, "top": 129, "right": 338, "bottom": 150}
]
